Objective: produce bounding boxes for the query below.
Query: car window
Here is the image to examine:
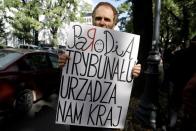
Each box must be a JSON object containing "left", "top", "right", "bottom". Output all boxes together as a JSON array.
[
  {"left": 0, "top": 51, "right": 21, "bottom": 69},
  {"left": 18, "top": 44, "right": 39, "bottom": 50},
  {"left": 48, "top": 54, "right": 59, "bottom": 69},
  {"left": 17, "top": 58, "right": 32, "bottom": 71},
  {"left": 19, "top": 45, "right": 28, "bottom": 49},
  {"left": 29, "top": 46, "right": 34, "bottom": 49},
  {"left": 25, "top": 54, "right": 51, "bottom": 70}
]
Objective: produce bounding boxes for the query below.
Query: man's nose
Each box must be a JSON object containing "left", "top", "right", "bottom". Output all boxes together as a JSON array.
[{"left": 100, "top": 18, "right": 106, "bottom": 25}]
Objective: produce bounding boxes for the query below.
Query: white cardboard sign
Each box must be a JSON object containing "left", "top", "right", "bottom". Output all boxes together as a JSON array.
[{"left": 56, "top": 24, "right": 140, "bottom": 129}]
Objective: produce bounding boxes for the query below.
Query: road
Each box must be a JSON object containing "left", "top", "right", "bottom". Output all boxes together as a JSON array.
[{"left": 1, "top": 94, "right": 70, "bottom": 131}]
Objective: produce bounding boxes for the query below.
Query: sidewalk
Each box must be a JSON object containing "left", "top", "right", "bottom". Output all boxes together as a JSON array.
[{"left": 2, "top": 93, "right": 70, "bottom": 131}]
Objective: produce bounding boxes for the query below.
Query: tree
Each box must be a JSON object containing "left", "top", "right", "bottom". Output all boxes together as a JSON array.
[
  {"left": 42, "top": 0, "right": 91, "bottom": 46},
  {"left": 3, "top": 0, "right": 83, "bottom": 46},
  {"left": 118, "top": 0, "right": 196, "bottom": 53},
  {"left": 0, "top": 19, "right": 3, "bottom": 35},
  {"left": 117, "top": 0, "right": 196, "bottom": 94},
  {"left": 0, "top": 18, "right": 6, "bottom": 44},
  {"left": 118, "top": 0, "right": 153, "bottom": 97},
  {"left": 117, "top": 0, "right": 153, "bottom": 69},
  {"left": 161, "top": 0, "right": 196, "bottom": 50},
  {"left": 78, "top": 0, "right": 93, "bottom": 23},
  {"left": 117, "top": 1, "right": 134, "bottom": 32},
  {"left": 41, "top": 0, "right": 79, "bottom": 46},
  {"left": 4, "top": 0, "right": 42, "bottom": 44},
  {"left": 0, "top": 4, "right": 8, "bottom": 45}
]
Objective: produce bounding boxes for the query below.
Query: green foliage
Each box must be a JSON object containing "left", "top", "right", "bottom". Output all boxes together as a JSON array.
[
  {"left": 0, "top": 15, "right": 8, "bottom": 44},
  {"left": 163, "top": 0, "right": 180, "bottom": 16},
  {"left": 118, "top": 0, "right": 196, "bottom": 50},
  {"left": 4, "top": 0, "right": 42, "bottom": 44},
  {"left": 117, "top": 2, "right": 129, "bottom": 14},
  {"left": 160, "top": 0, "right": 196, "bottom": 49},
  {"left": 4, "top": 0, "right": 22, "bottom": 9},
  {"left": 42, "top": 0, "right": 80, "bottom": 46},
  {"left": 2, "top": 0, "right": 83, "bottom": 46},
  {"left": 79, "top": 1, "right": 93, "bottom": 23},
  {"left": 117, "top": 1, "right": 134, "bottom": 32},
  {"left": 0, "top": 18, "right": 5, "bottom": 38}
]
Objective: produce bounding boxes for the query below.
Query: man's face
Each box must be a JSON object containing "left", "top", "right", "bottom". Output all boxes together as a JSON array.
[{"left": 92, "top": 5, "right": 115, "bottom": 29}]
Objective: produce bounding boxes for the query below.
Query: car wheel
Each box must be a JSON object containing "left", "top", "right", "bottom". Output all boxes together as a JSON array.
[{"left": 13, "top": 89, "right": 33, "bottom": 114}]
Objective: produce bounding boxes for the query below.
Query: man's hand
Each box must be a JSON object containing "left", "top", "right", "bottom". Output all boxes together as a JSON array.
[
  {"left": 58, "top": 53, "right": 70, "bottom": 68},
  {"left": 132, "top": 64, "right": 141, "bottom": 78}
]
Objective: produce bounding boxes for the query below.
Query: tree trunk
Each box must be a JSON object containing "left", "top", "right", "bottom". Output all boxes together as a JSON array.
[
  {"left": 182, "top": 5, "right": 190, "bottom": 48},
  {"left": 131, "top": 0, "right": 153, "bottom": 97},
  {"left": 34, "top": 30, "right": 39, "bottom": 45}
]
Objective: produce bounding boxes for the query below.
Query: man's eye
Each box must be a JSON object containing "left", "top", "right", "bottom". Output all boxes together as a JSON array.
[
  {"left": 95, "top": 17, "right": 102, "bottom": 20},
  {"left": 95, "top": 17, "right": 111, "bottom": 22},
  {"left": 104, "top": 18, "right": 111, "bottom": 22}
]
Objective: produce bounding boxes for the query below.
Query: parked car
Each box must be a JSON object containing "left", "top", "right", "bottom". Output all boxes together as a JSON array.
[
  {"left": 0, "top": 48, "right": 62, "bottom": 117},
  {"left": 16, "top": 44, "right": 40, "bottom": 50},
  {"left": 0, "top": 44, "right": 13, "bottom": 49},
  {"left": 39, "top": 44, "right": 66, "bottom": 54}
]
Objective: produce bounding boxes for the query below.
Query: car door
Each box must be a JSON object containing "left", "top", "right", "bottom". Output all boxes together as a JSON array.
[
  {"left": 47, "top": 53, "right": 62, "bottom": 93},
  {"left": 24, "top": 53, "right": 61, "bottom": 96}
]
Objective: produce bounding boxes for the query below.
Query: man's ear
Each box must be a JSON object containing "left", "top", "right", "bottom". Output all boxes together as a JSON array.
[{"left": 112, "top": 24, "right": 116, "bottom": 29}]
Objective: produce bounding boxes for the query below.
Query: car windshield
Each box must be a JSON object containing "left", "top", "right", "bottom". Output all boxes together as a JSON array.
[{"left": 0, "top": 51, "right": 21, "bottom": 69}]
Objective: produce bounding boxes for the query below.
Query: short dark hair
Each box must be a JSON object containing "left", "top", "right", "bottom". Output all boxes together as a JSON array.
[{"left": 92, "top": 2, "right": 118, "bottom": 25}]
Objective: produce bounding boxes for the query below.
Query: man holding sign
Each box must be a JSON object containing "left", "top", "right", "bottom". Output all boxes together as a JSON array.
[
  {"left": 59, "top": 2, "right": 141, "bottom": 77},
  {"left": 57, "top": 2, "right": 141, "bottom": 131}
]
